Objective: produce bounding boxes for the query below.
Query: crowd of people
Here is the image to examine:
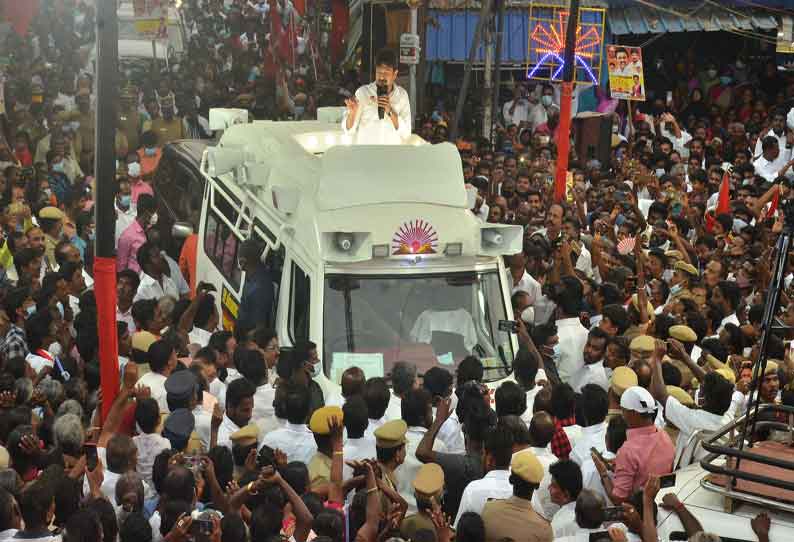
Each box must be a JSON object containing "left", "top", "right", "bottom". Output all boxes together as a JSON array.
[{"left": 0, "top": 1, "right": 791, "bottom": 542}]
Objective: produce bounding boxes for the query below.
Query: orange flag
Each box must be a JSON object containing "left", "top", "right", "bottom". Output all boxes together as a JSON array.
[{"left": 716, "top": 170, "right": 731, "bottom": 216}]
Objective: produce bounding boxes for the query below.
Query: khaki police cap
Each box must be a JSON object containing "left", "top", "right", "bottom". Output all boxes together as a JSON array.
[
  {"left": 674, "top": 260, "right": 699, "bottom": 277},
  {"left": 413, "top": 463, "right": 444, "bottom": 497},
  {"left": 667, "top": 385, "right": 695, "bottom": 407},
  {"left": 132, "top": 331, "right": 158, "bottom": 352},
  {"left": 374, "top": 420, "right": 408, "bottom": 448},
  {"left": 715, "top": 367, "right": 736, "bottom": 385},
  {"left": 764, "top": 361, "right": 779, "bottom": 377},
  {"left": 39, "top": 206, "right": 64, "bottom": 221},
  {"left": 510, "top": 449, "right": 544, "bottom": 484},
  {"left": 664, "top": 249, "right": 683, "bottom": 261},
  {"left": 704, "top": 354, "right": 726, "bottom": 371},
  {"left": 309, "top": 406, "right": 344, "bottom": 435},
  {"left": 669, "top": 325, "right": 697, "bottom": 343},
  {"left": 630, "top": 335, "right": 655, "bottom": 353},
  {"left": 610, "top": 366, "right": 638, "bottom": 397},
  {"left": 630, "top": 295, "right": 655, "bottom": 322},
  {"left": 230, "top": 424, "right": 259, "bottom": 447}
]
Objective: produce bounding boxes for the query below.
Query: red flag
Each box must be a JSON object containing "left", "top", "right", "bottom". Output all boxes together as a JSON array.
[
  {"left": 716, "top": 170, "right": 731, "bottom": 216},
  {"left": 767, "top": 186, "right": 780, "bottom": 219},
  {"left": 704, "top": 209, "right": 716, "bottom": 233}
]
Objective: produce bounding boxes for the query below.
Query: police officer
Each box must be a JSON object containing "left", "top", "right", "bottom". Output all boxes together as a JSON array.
[{"left": 400, "top": 463, "right": 444, "bottom": 540}]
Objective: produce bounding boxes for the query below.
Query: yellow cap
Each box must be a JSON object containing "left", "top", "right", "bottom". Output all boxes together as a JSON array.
[
  {"left": 39, "top": 206, "right": 64, "bottom": 220},
  {"left": 132, "top": 331, "right": 158, "bottom": 352},
  {"left": 230, "top": 424, "right": 259, "bottom": 447},
  {"left": 704, "top": 354, "right": 726, "bottom": 371},
  {"left": 630, "top": 335, "right": 655, "bottom": 353},
  {"left": 669, "top": 325, "right": 697, "bottom": 343},
  {"left": 764, "top": 361, "right": 779, "bottom": 377},
  {"left": 630, "top": 295, "right": 655, "bottom": 322},
  {"left": 510, "top": 449, "right": 545, "bottom": 484},
  {"left": 185, "top": 431, "right": 204, "bottom": 454},
  {"left": 666, "top": 385, "right": 695, "bottom": 407},
  {"left": 309, "top": 406, "right": 344, "bottom": 435},
  {"left": 413, "top": 463, "right": 444, "bottom": 497},
  {"left": 610, "top": 367, "right": 638, "bottom": 397},
  {"left": 374, "top": 420, "right": 408, "bottom": 448},
  {"left": 664, "top": 249, "right": 684, "bottom": 261},
  {"left": 674, "top": 260, "right": 699, "bottom": 277},
  {"left": 715, "top": 367, "right": 736, "bottom": 385}
]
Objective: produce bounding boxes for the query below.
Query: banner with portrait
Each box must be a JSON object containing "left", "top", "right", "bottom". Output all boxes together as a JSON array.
[{"left": 607, "top": 45, "right": 645, "bottom": 101}]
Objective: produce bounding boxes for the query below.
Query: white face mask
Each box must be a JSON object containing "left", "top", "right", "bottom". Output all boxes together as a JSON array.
[
  {"left": 49, "top": 342, "right": 63, "bottom": 358},
  {"left": 541, "top": 95, "right": 553, "bottom": 107},
  {"left": 655, "top": 168, "right": 666, "bottom": 177},
  {"left": 149, "top": 212, "right": 158, "bottom": 226},
  {"left": 521, "top": 307, "right": 535, "bottom": 324},
  {"left": 551, "top": 343, "right": 561, "bottom": 362}
]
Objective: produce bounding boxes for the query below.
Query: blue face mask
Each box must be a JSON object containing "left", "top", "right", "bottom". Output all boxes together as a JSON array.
[
  {"left": 144, "top": 147, "right": 157, "bottom": 157},
  {"left": 25, "top": 305, "right": 36, "bottom": 318},
  {"left": 52, "top": 162, "right": 65, "bottom": 173},
  {"left": 719, "top": 76, "right": 732, "bottom": 86},
  {"left": 118, "top": 194, "right": 131, "bottom": 208}
]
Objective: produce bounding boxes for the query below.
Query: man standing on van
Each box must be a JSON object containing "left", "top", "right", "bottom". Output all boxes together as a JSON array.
[
  {"left": 237, "top": 239, "right": 275, "bottom": 332},
  {"left": 342, "top": 49, "right": 412, "bottom": 145}
]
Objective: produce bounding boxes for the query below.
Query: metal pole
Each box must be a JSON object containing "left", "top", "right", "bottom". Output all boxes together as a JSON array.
[
  {"left": 490, "top": 0, "right": 505, "bottom": 143},
  {"left": 409, "top": 5, "right": 418, "bottom": 127},
  {"left": 553, "top": 0, "right": 579, "bottom": 203},
  {"left": 482, "top": 18, "right": 493, "bottom": 141},
  {"left": 94, "top": 0, "right": 120, "bottom": 420},
  {"left": 451, "top": 0, "right": 492, "bottom": 141}
]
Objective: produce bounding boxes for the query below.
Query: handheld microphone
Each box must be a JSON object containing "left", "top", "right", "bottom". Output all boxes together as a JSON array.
[{"left": 377, "top": 84, "right": 388, "bottom": 119}]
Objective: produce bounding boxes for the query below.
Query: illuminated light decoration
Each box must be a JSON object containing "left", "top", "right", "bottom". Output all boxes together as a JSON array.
[
  {"left": 526, "top": 5, "right": 605, "bottom": 84},
  {"left": 392, "top": 220, "right": 438, "bottom": 255}
]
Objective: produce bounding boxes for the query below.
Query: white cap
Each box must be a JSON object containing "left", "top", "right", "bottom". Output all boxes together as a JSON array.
[
  {"left": 619, "top": 386, "right": 657, "bottom": 414},
  {"left": 128, "top": 161, "right": 141, "bottom": 178}
]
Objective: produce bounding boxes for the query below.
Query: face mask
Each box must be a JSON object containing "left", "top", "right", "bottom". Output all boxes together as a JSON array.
[
  {"left": 538, "top": 135, "right": 550, "bottom": 145},
  {"left": 520, "top": 306, "right": 534, "bottom": 324},
  {"left": 719, "top": 76, "right": 732, "bottom": 86},
  {"left": 128, "top": 162, "right": 141, "bottom": 177},
  {"left": 670, "top": 283, "right": 683, "bottom": 296},
  {"left": 25, "top": 305, "right": 36, "bottom": 318},
  {"left": 551, "top": 343, "right": 561, "bottom": 363},
  {"left": 655, "top": 168, "right": 666, "bottom": 177},
  {"left": 541, "top": 95, "right": 553, "bottom": 107},
  {"left": 56, "top": 302, "right": 64, "bottom": 319},
  {"left": 42, "top": 188, "right": 53, "bottom": 198},
  {"left": 149, "top": 212, "right": 158, "bottom": 227},
  {"left": 144, "top": 147, "right": 157, "bottom": 157},
  {"left": 612, "top": 124, "right": 619, "bottom": 134},
  {"left": 49, "top": 341, "right": 63, "bottom": 358},
  {"left": 52, "top": 162, "right": 65, "bottom": 173},
  {"left": 88, "top": 230, "right": 95, "bottom": 241},
  {"left": 118, "top": 194, "right": 131, "bottom": 209},
  {"left": 707, "top": 69, "right": 718, "bottom": 78}
]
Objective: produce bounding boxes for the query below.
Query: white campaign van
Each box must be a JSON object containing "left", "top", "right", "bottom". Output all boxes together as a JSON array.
[{"left": 193, "top": 110, "right": 524, "bottom": 396}]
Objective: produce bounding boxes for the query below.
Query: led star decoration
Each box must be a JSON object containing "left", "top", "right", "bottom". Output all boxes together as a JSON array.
[{"left": 526, "top": 7, "right": 604, "bottom": 84}]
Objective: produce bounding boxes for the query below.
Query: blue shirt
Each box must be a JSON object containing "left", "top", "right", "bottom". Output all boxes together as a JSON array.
[{"left": 237, "top": 265, "right": 274, "bottom": 331}]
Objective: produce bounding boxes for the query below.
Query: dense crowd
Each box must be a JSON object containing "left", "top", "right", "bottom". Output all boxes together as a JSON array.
[{"left": 0, "top": 1, "right": 791, "bottom": 542}]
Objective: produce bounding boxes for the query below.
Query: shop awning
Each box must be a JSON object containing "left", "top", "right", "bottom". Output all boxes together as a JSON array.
[{"left": 608, "top": 5, "right": 778, "bottom": 36}]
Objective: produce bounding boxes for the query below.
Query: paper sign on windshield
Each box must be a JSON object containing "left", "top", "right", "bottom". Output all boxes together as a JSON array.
[{"left": 331, "top": 353, "right": 385, "bottom": 384}]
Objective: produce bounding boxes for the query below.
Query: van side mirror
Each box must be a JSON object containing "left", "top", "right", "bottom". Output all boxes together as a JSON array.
[{"left": 172, "top": 222, "right": 194, "bottom": 239}]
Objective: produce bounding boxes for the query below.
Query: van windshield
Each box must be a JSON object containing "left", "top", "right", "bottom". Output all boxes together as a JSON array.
[{"left": 322, "top": 271, "right": 514, "bottom": 383}]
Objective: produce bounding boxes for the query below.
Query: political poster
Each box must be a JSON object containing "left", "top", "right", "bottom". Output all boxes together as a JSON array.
[{"left": 606, "top": 45, "right": 645, "bottom": 101}]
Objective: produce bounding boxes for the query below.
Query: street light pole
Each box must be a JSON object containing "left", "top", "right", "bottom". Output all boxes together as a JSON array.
[
  {"left": 553, "top": 0, "right": 579, "bottom": 203},
  {"left": 94, "top": 0, "right": 120, "bottom": 420}
]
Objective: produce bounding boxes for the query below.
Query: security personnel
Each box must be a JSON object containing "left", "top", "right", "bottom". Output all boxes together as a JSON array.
[
  {"left": 481, "top": 449, "right": 552, "bottom": 542},
  {"left": 669, "top": 261, "right": 698, "bottom": 302},
  {"left": 165, "top": 369, "right": 214, "bottom": 450},
  {"left": 400, "top": 463, "right": 444, "bottom": 540},
  {"left": 150, "top": 95, "right": 186, "bottom": 145},
  {"left": 666, "top": 325, "right": 699, "bottom": 390},
  {"left": 664, "top": 385, "right": 695, "bottom": 444},
  {"left": 307, "top": 405, "right": 344, "bottom": 490},
  {"left": 118, "top": 85, "right": 145, "bottom": 153},
  {"left": 374, "top": 420, "right": 408, "bottom": 497},
  {"left": 229, "top": 424, "right": 259, "bottom": 479},
  {"left": 162, "top": 408, "right": 195, "bottom": 452},
  {"left": 73, "top": 88, "right": 96, "bottom": 156},
  {"left": 38, "top": 207, "right": 64, "bottom": 272},
  {"left": 607, "top": 366, "right": 638, "bottom": 422},
  {"left": 628, "top": 335, "right": 655, "bottom": 366}
]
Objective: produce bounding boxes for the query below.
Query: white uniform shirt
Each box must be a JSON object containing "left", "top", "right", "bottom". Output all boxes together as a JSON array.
[
  {"left": 454, "top": 469, "right": 512, "bottom": 527},
  {"left": 555, "top": 317, "right": 589, "bottom": 382},
  {"left": 665, "top": 395, "right": 731, "bottom": 468},
  {"left": 396, "top": 426, "right": 448, "bottom": 514},
  {"left": 259, "top": 422, "right": 317, "bottom": 465},
  {"left": 137, "top": 372, "right": 168, "bottom": 413},
  {"left": 384, "top": 394, "right": 402, "bottom": 422},
  {"left": 217, "top": 414, "right": 242, "bottom": 450},
  {"left": 569, "top": 361, "right": 610, "bottom": 393},
  {"left": 134, "top": 272, "right": 180, "bottom": 303},
  {"left": 507, "top": 270, "right": 542, "bottom": 306},
  {"left": 529, "top": 446, "right": 559, "bottom": 520},
  {"left": 551, "top": 500, "right": 577, "bottom": 538},
  {"left": 341, "top": 82, "right": 411, "bottom": 145},
  {"left": 570, "top": 422, "right": 607, "bottom": 467}
]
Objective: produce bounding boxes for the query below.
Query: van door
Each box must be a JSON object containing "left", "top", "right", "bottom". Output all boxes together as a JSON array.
[{"left": 279, "top": 253, "right": 313, "bottom": 348}]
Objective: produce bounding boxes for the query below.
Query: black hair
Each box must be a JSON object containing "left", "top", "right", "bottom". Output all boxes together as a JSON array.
[
  {"left": 484, "top": 424, "right": 514, "bottom": 469},
  {"left": 86, "top": 497, "right": 119, "bottom": 542},
  {"left": 717, "top": 280, "right": 741, "bottom": 311},
  {"left": 135, "top": 242, "right": 160, "bottom": 272},
  {"left": 605, "top": 415, "right": 628, "bottom": 453},
  {"left": 597, "top": 282, "right": 623, "bottom": 306},
  {"left": 136, "top": 193, "right": 156, "bottom": 215},
  {"left": 553, "top": 276, "right": 583, "bottom": 317},
  {"left": 162, "top": 467, "right": 196, "bottom": 503},
  {"left": 24, "top": 309, "right": 52, "bottom": 351},
  {"left": 313, "top": 509, "right": 345, "bottom": 542},
  {"left": 550, "top": 383, "right": 576, "bottom": 420},
  {"left": 702, "top": 371, "right": 734, "bottom": 416},
  {"left": 700, "top": 337, "right": 728, "bottom": 363},
  {"left": 63, "top": 508, "right": 102, "bottom": 542},
  {"left": 148, "top": 339, "right": 174, "bottom": 374},
  {"left": 401, "top": 388, "right": 431, "bottom": 427},
  {"left": 374, "top": 48, "right": 399, "bottom": 71},
  {"left": 456, "top": 512, "right": 485, "bottom": 542},
  {"left": 134, "top": 397, "right": 160, "bottom": 434},
  {"left": 131, "top": 299, "right": 157, "bottom": 330},
  {"left": 456, "top": 356, "right": 484, "bottom": 386},
  {"left": 422, "top": 367, "right": 453, "bottom": 398},
  {"left": 549, "top": 460, "right": 583, "bottom": 501},
  {"left": 281, "top": 461, "right": 309, "bottom": 496},
  {"left": 226, "top": 378, "right": 256, "bottom": 410},
  {"left": 193, "top": 294, "right": 216, "bottom": 329},
  {"left": 0, "top": 488, "right": 15, "bottom": 531},
  {"left": 662, "top": 363, "right": 682, "bottom": 388},
  {"left": 578, "top": 384, "right": 608, "bottom": 427},
  {"left": 512, "top": 345, "right": 539, "bottom": 388},
  {"left": 363, "top": 377, "right": 390, "bottom": 420},
  {"left": 343, "top": 396, "right": 368, "bottom": 438},
  {"left": 18, "top": 479, "right": 53, "bottom": 528},
  {"left": 237, "top": 347, "right": 268, "bottom": 386},
  {"left": 495, "top": 381, "right": 527, "bottom": 418},
  {"left": 221, "top": 515, "right": 247, "bottom": 542},
  {"left": 4, "top": 286, "right": 31, "bottom": 320},
  {"left": 284, "top": 382, "right": 311, "bottom": 425},
  {"left": 120, "top": 512, "right": 152, "bottom": 542},
  {"left": 602, "top": 304, "right": 630, "bottom": 335}
]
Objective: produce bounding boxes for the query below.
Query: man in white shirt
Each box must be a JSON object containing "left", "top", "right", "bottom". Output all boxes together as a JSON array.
[
  {"left": 454, "top": 424, "right": 514, "bottom": 527},
  {"left": 528, "top": 411, "right": 562, "bottom": 521},
  {"left": 342, "top": 49, "right": 411, "bottom": 145},
  {"left": 395, "top": 389, "right": 448, "bottom": 514},
  {"left": 385, "top": 361, "right": 416, "bottom": 421},
  {"left": 502, "top": 83, "right": 533, "bottom": 127},
  {"left": 136, "top": 339, "right": 177, "bottom": 413},
  {"left": 217, "top": 379, "right": 256, "bottom": 450},
  {"left": 260, "top": 382, "right": 317, "bottom": 464},
  {"left": 753, "top": 135, "right": 792, "bottom": 183},
  {"left": 570, "top": 329, "right": 610, "bottom": 393},
  {"left": 423, "top": 367, "right": 466, "bottom": 454},
  {"left": 342, "top": 397, "right": 377, "bottom": 480},
  {"left": 363, "top": 377, "right": 391, "bottom": 438},
  {"left": 554, "top": 277, "right": 590, "bottom": 382},
  {"left": 548, "top": 459, "right": 584, "bottom": 538},
  {"left": 506, "top": 252, "right": 542, "bottom": 306},
  {"left": 712, "top": 280, "right": 741, "bottom": 333},
  {"left": 754, "top": 111, "right": 788, "bottom": 159},
  {"left": 570, "top": 385, "right": 609, "bottom": 469},
  {"left": 527, "top": 84, "right": 559, "bottom": 132},
  {"left": 133, "top": 242, "right": 181, "bottom": 303}
]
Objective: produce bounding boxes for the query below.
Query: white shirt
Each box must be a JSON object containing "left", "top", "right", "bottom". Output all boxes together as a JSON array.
[
  {"left": 563, "top": 424, "right": 583, "bottom": 451},
  {"left": 384, "top": 394, "right": 403, "bottom": 422},
  {"left": 217, "top": 414, "right": 241, "bottom": 450},
  {"left": 521, "top": 386, "right": 542, "bottom": 426},
  {"left": 164, "top": 252, "right": 190, "bottom": 297},
  {"left": 435, "top": 407, "right": 466, "bottom": 454},
  {"left": 137, "top": 372, "right": 168, "bottom": 413},
  {"left": 753, "top": 150, "right": 792, "bottom": 183},
  {"left": 396, "top": 426, "right": 447, "bottom": 514},
  {"left": 192, "top": 405, "right": 214, "bottom": 452},
  {"left": 341, "top": 82, "right": 412, "bottom": 145},
  {"left": 507, "top": 270, "right": 542, "bottom": 306},
  {"left": 134, "top": 272, "right": 180, "bottom": 303},
  {"left": 529, "top": 446, "right": 559, "bottom": 520},
  {"left": 454, "top": 470, "right": 512, "bottom": 527},
  {"left": 25, "top": 352, "right": 55, "bottom": 375},
  {"left": 188, "top": 327, "right": 213, "bottom": 348},
  {"left": 410, "top": 309, "right": 478, "bottom": 353},
  {"left": 717, "top": 312, "right": 740, "bottom": 334},
  {"left": 570, "top": 422, "right": 607, "bottom": 467},
  {"left": 754, "top": 128, "right": 788, "bottom": 160},
  {"left": 260, "top": 422, "right": 317, "bottom": 464},
  {"left": 365, "top": 417, "right": 386, "bottom": 439},
  {"left": 134, "top": 433, "right": 171, "bottom": 498},
  {"left": 569, "top": 361, "right": 610, "bottom": 393},
  {"left": 252, "top": 383, "right": 278, "bottom": 436},
  {"left": 115, "top": 204, "right": 136, "bottom": 246},
  {"left": 84, "top": 447, "right": 150, "bottom": 506},
  {"left": 342, "top": 435, "right": 377, "bottom": 480},
  {"left": 502, "top": 98, "right": 532, "bottom": 127},
  {"left": 665, "top": 395, "right": 731, "bottom": 468},
  {"left": 551, "top": 500, "right": 577, "bottom": 538},
  {"left": 555, "top": 317, "right": 589, "bottom": 382}
]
